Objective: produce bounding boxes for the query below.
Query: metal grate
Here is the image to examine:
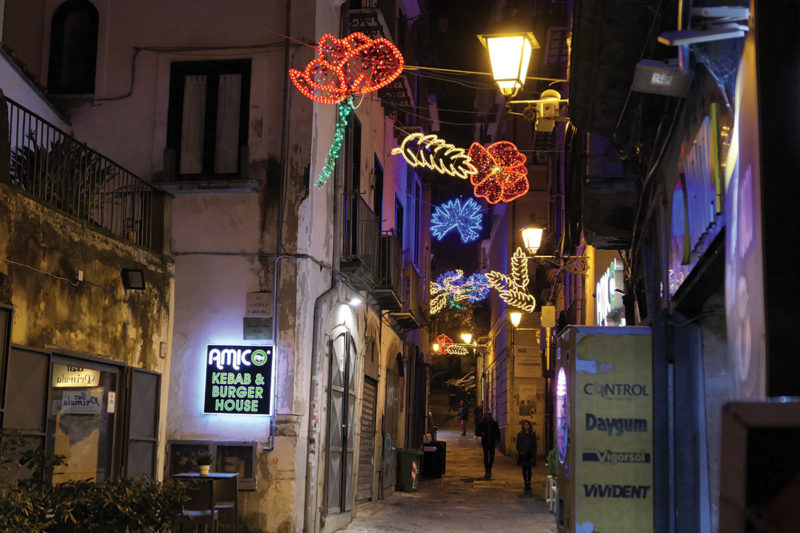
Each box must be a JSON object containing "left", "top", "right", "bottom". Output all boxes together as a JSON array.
[{"left": 4, "top": 97, "right": 158, "bottom": 250}]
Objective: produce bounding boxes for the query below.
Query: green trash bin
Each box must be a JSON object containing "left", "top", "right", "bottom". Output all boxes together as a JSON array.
[{"left": 396, "top": 448, "right": 423, "bottom": 492}]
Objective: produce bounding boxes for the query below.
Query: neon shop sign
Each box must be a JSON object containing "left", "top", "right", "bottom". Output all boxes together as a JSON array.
[{"left": 204, "top": 345, "right": 274, "bottom": 415}]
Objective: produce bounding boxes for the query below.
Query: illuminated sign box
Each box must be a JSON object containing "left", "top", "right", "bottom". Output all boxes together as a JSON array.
[{"left": 204, "top": 345, "right": 274, "bottom": 416}]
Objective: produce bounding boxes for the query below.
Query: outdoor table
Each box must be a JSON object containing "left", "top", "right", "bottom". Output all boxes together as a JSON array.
[{"left": 174, "top": 472, "right": 238, "bottom": 532}]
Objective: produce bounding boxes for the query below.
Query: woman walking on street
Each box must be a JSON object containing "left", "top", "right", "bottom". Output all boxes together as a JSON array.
[{"left": 516, "top": 419, "right": 537, "bottom": 491}]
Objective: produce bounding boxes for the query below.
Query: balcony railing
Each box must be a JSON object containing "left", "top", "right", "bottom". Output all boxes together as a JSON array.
[
  {"left": 341, "top": 192, "right": 380, "bottom": 290},
  {"left": 3, "top": 96, "right": 161, "bottom": 251},
  {"left": 368, "top": 233, "right": 403, "bottom": 311}
]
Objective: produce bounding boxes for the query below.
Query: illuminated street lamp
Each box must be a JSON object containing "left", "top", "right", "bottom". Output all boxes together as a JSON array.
[
  {"left": 433, "top": 342, "right": 440, "bottom": 353},
  {"left": 460, "top": 332, "right": 473, "bottom": 345},
  {"left": 509, "top": 311, "right": 523, "bottom": 327},
  {"left": 521, "top": 225, "right": 544, "bottom": 255},
  {"left": 477, "top": 32, "right": 539, "bottom": 98}
]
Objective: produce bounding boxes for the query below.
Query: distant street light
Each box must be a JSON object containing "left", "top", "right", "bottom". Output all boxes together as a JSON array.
[{"left": 509, "top": 311, "right": 523, "bottom": 327}]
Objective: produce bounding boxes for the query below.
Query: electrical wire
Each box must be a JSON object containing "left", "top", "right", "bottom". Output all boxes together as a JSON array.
[
  {"left": 406, "top": 64, "right": 567, "bottom": 84},
  {"left": 378, "top": 99, "right": 514, "bottom": 127},
  {"left": 0, "top": 257, "right": 103, "bottom": 288}
]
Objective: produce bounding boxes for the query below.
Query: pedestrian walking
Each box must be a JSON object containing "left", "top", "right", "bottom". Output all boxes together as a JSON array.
[
  {"left": 475, "top": 410, "right": 501, "bottom": 479},
  {"left": 458, "top": 400, "right": 469, "bottom": 435},
  {"left": 516, "top": 419, "right": 537, "bottom": 491}
]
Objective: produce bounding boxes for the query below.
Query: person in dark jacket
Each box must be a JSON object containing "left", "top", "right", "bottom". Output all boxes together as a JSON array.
[
  {"left": 458, "top": 400, "right": 469, "bottom": 435},
  {"left": 516, "top": 419, "right": 537, "bottom": 491},
  {"left": 475, "top": 410, "right": 501, "bottom": 479}
]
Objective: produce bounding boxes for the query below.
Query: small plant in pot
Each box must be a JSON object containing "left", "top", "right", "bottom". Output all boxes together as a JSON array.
[{"left": 195, "top": 451, "right": 213, "bottom": 476}]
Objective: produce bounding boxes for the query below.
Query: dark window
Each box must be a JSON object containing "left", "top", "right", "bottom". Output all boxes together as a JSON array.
[
  {"left": 48, "top": 0, "right": 99, "bottom": 94},
  {"left": 413, "top": 180, "right": 421, "bottom": 265},
  {"left": 395, "top": 197, "right": 404, "bottom": 243},
  {"left": 347, "top": 115, "right": 362, "bottom": 194},
  {"left": 166, "top": 60, "right": 251, "bottom": 179},
  {"left": 373, "top": 155, "right": 383, "bottom": 227}
]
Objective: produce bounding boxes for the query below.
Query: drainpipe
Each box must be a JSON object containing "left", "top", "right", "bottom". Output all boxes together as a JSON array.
[{"left": 303, "top": 83, "right": 346, "bottom": 531}]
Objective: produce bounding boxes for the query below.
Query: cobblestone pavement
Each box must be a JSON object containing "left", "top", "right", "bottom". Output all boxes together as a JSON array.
[{"left": 338, "top": 407, "right": 558, "bottom": 533}]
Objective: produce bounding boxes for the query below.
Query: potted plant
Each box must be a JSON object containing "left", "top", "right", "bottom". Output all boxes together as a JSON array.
[{"left": 195, "top": 451, "right": 213, "bottom": 476}]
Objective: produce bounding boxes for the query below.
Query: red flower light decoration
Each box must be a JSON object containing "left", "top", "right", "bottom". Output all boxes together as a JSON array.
[
  {"left": 467, "top": 141, "right": 530, "bottom": 204},
  {"left": 290, "top": 32, "right": 405, "bottom": 104},
  {"left": 436, "top": 334, "right": 453, "bottom": 354}
]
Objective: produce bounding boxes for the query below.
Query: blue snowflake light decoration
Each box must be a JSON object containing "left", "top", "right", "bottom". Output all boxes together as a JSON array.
[
  {"left": 430, "top": 198, "right": 483, "bottom": 243},
  {"left": 434, "top": 270, "right": 490, "bottom": 306}
]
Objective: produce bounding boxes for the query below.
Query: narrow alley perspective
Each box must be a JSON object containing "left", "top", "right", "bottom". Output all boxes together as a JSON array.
[
  {"left": 340, "top": 388, "right": 557, "bottom": 533},
  {"left": 2, "top": 1, "right": 800, "bottom": 533}
]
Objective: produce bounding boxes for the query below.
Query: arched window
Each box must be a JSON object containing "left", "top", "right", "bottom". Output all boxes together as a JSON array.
[{"left": 48, "top": 0, "right": 99, "bottom": 94}]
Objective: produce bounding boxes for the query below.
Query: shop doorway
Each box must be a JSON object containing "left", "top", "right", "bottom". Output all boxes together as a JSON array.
[
  {"left": 2, "top": 344, "right": 161, "bottom": 483},
  {"left": 47, "top": 357, "right": 119, "bottom": 482}
]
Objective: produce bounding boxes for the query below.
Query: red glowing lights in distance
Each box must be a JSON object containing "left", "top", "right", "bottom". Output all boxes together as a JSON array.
[
  {"left": 467, "top": 141, "right": 530, "bottom": 204},
  {"left": 290, "top": 32, "right": 405, "bottom": 104},
  {"left": 435, "top": 334, "right": 453, "bottom": 354}
]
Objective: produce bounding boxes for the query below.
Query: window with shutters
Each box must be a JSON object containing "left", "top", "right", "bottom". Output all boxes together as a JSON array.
[{"left": 166, "top": 60, "right": 251, "bottom": 179}]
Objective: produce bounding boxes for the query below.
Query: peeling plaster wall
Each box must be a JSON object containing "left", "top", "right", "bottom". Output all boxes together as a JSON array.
[{"left": 0, "top": 182, "right": 175, "bottom": 473}]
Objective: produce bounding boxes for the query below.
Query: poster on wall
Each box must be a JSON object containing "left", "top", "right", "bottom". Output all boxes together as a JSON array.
[
  {"left": 204, "top": 345, "right": 274, "bottom": 415},
  {"left": 575, "top": 333, "right": 653, "bottom": 533},
  {"left": 61, "top": 390, "right": 103, "bottom": 414}
]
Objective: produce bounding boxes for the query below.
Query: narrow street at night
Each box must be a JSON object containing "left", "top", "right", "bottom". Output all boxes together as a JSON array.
[
  {"left": 340, "top": 388, "right": 556, "bottom": 533},
  {"left": 1, "top": 1, "right": 800, "bottom": 532}
]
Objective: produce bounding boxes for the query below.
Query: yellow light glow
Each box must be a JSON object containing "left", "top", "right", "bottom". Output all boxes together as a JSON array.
[
  {"left": 479, "top": 33, "right": 537, "bottom": 97},
  {"left": 509, "top": 311, "right": 523, "bottom": 327},
  {"left": 460, "top": 332, "right": 473, "bottom": 344},
  {"left": 433, "top": 343, "right": 440, "bottom": 353},
  {"left": 391, "top": 133, "right": 477, "bottom": 179},
  {"left": 521, "top": 226, "right": 544, "bottom": 255}
]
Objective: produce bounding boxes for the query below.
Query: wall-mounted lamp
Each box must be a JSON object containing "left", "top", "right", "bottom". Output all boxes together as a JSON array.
[
  {"left": 348, "top": 296, "right": 362, "bottom": 307},
  {"left": 521, "top": 225, "right": 544, "bottom": 255},
  {"left": 519, "top": 226, "right": 589, "bottom": 276},
  {"left": 121, "top": 268, "right": 146, "bottom": 290},
  {"left": 477, "top": 31, "right": 539, "bottom": 98},
  {"left": 509, "top": 311, "right": 523, "bottom": 327},
  {"left": 432, "top": 342, "right": 440, "bottom": 353},
  {"left": 460, "top": 332, "right": 473, "bottom": 345}
]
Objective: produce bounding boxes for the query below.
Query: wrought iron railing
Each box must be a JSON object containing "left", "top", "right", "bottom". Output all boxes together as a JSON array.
[
  {"left": 4, "top": 96, "right": 159, "bottom": 250},
  {"left": 342, "top": 192, "right": 379, "bottom": 277},
  {"left": 378, "top": 232, "right": 403, "bottom": 296}
]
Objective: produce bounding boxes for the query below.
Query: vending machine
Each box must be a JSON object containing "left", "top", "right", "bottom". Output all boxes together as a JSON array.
[{"left": 555, "top": 326, "right": 653, "bottom": 533}]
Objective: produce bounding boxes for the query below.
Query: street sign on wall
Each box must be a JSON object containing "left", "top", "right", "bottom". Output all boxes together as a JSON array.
[{"left": 204, "top": 345, "right": 274, "bottom": 415}]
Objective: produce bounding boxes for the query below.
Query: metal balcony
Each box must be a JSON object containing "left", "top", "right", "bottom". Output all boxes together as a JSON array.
[
  {"left": 388, "top": 252, "right": 423, "bottom": 332},
  {"left": 368, "top": 233, "right": 403, "bottom": 312},
  {"left": 3, "top": 96, "right": 164, "bottom": 251},
  {"left": 341, "top": 193, "right": 380, "bottom": 290}
]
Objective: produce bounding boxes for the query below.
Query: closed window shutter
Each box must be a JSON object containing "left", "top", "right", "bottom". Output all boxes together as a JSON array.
[{"left": 124, "top": 368, "right": 161, "bottom": 478}]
